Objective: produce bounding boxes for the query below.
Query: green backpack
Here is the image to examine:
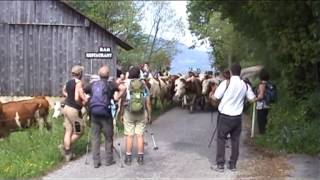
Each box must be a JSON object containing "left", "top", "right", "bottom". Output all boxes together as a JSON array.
[{"left": 128, "top": 79, "right": 145, "bottom": 113}]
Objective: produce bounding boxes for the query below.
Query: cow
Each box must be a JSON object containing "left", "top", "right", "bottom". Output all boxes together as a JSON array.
[
  {"left": 201, "top": 77, "right": 219, "bottom": 110},
  {"left": 0, "top": 96, "right": 51, "bottom": 138},
  {"left": 173, "top": 76, "right": 202, "bottom": 113}
]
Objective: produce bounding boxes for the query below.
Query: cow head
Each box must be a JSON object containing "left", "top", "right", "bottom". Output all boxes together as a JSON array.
[
  {"left": 202, "top": 79, "right": 211, "bottom": 95},
  {"left": 173, "top": 78, "right": 187, "bottom": 101},
  {"left": 52, "top": 101, "right": 62, "bottom": 119},
  {"left": 202, "top": 78, "right": 219, "bottom": 95}
]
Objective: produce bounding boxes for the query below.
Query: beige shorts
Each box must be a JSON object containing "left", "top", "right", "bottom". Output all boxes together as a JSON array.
[
  {"left": 62, "top": 105, "right": 84, "bottom": 135},
  {"left": 123, "top": 109, "right": 146, "bottom": 136}
]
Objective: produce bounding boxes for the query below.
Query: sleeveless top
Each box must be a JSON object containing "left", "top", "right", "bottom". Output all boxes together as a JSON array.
[
  {"left": 65, "top": 79, "right": 82, "bottom": 110},
  {"left": 256, "top": 82, "right": 269, "bottom": 110}
]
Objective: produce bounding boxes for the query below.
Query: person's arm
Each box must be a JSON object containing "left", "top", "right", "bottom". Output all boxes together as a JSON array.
[
  {"left": 246, "top": 84, "right": 257, "bottom": 102},
  {"left": 256, "top": 83, "right": 266, "bottom": 101},
  {"left": 75, "top": 80, "right": 88, "bottom": 105},
  {"left": 211, "top": 80, "right": 227, "bottom": 101},
  {"left": 62, "top": 85, "right": 67, "bottom": 97},
  {"left": 113, "top": 83, "right": 126, "bottom": 101}
]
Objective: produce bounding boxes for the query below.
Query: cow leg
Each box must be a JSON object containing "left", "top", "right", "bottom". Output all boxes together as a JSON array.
[
  {"left": 189, "top": 95, "right": 196, "bottom": 113},
  {"left": 14, "top": 112, "right": 22, "bottom": 129},
  {"left": 34, "top": 110, "right": 45, "bottom": 131}
]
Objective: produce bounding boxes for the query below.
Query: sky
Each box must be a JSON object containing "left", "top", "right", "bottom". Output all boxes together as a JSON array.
[{"left": 140, "top": 1, "right": 212, "bottom": 52}]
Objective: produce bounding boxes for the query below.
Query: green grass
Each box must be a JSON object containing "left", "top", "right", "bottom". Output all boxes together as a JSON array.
[
  {"left": 0, "top": 101, "right": 174, "bottom": 179},
  {"left": 0, "top": 113, "right": 88, "bottom": 179}
]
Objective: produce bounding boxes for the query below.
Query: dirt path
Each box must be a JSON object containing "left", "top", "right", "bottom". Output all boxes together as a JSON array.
[{"left": 43, "top": 107, "right": 319, "bottom": 180}]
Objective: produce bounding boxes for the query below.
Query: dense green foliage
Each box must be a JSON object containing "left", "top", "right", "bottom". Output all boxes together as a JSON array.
[
  {"left": 187, "top": 0, "right": 320, "bottom": 154},
  {"left": 66, "top": 1, "right": 183, "bottom": 71}
]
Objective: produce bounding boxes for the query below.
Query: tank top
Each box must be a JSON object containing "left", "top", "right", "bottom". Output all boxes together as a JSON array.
[{"left": 65, "top": 79, "right": 82, "bottom": 110}]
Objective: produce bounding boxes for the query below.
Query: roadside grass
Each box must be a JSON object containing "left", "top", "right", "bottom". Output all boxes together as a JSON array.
[
  {"left": 0, "top": 101, "right": 174, "bottom": 179},
  {"left": 0, "top": 112, "right": 88, "bottom": 179}
]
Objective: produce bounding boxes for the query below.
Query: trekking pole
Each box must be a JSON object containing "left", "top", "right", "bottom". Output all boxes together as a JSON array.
[
  {"left": 84, "top": 126, "right": 91, "bottom": 165},
  {"left": 112, "top": 100, "right": 124, "bottom": 168},
  {"left": 147, "top": 123, "right": 159, "bottom": 150},
  {"left": 251, "top": 102, "right": 256, "bottom": 138},
  {"left": 208, "top": 126, "right": 216, "bottom": 148},
  {"left": 208, "top": 112, "right": 219, "bottom": 148}
]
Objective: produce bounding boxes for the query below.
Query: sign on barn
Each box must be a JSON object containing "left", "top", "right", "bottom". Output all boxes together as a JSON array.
[{"left": 0, "top": 0, "right": 133, "bottom": 96}]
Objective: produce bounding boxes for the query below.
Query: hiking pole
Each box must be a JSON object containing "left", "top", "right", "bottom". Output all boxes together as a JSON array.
[
  {"left": 84, "top": 126, "right": 91, "bottom": 165},
  {"left": 208, "top": 126, "right": 217, "bottom": 148},
  {"left": 147, "top": 123, "right": 158, "bottom": 150},
  {"left": 251, "top": 102, "right": 256, "bottom": 138},
  {"left": 112, "top": 100, "right": 124, "bottom": 168}
]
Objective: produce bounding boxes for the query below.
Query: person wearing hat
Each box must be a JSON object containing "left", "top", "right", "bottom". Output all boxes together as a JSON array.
[{"left": 60, "top": 64, "right": 88, "bottom": 161}]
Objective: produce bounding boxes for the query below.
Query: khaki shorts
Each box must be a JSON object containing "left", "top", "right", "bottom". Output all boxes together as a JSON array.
[
  {"left": 62, "top": 105, "right": 84, "bottom": 135},
  {"left": 123, "top": 109, "right": 146, "bottom": 136}
]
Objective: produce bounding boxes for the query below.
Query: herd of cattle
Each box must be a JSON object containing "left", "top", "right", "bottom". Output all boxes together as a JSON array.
[{"left": 0, "top": 72, "right": 224, "bottom": 138}]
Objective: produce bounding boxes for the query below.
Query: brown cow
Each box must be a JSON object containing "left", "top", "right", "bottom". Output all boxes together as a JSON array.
[
  {"left": 173, "top": 77, "right": 202, "bottom": 113},
  {"left": 0, "top": 97, "right": 51, "bottom": 138}
]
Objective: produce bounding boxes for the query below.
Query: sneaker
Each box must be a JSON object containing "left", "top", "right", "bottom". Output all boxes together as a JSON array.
[
  {"left": 124, "top": 154, "right": 132, "bottom": 165},
  {"left": 105, "top": 160, "right": 116, "bottom": 166},
  {"left": 227, "top": 162, "right": 236, "bottom": 171},
  {"left": 212, "top": 164, "right": 224, "bottom": 172},
  {"left": 137, "top": 154, "right": 144, "bottom": 165}
]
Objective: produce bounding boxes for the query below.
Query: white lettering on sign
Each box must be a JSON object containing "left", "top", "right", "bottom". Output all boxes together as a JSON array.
[
  {"left": 99, "top": 47, "right": 111, "bottom": 52},
  {"left": 85, "top": 52, "right": 113, "bottom": 59},
  {"left": 85, "top": 47, "right": 113, "bottom": 59}
]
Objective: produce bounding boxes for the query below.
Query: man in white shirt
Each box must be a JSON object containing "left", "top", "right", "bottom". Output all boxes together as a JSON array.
[{"left": 212, "top": 63, "right": 256, "bottom": 172}]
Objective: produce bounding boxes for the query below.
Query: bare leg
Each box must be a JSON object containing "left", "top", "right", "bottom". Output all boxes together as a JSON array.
[
  {"left": 125, "top": 135, "right": 133, "bottom": 154},
  {"left": 137, "top": 134, "right": 144, "bottom": 154}
]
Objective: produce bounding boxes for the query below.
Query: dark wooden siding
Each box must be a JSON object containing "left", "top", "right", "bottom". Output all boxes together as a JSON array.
[{"left": 0, "top": 0, "right": 118, "bottom": 96}]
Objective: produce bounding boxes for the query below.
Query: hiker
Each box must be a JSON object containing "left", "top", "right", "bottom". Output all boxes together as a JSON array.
[
  {"left": 84, "top": 65, "right": 126, "bottom": 168},
  {"left": 121, "top": 66, "right": 151, "bottom": 165},
  {"left": 60, "top": 65, "right": 88, "bottom": 161},
  {"left": 211, "top": 63, "right": 256, "bottom": 172},
  {"left": 256, "top": 69, "right": 270, "bottom": 134}
]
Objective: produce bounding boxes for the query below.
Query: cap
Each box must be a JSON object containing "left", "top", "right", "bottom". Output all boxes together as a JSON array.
[{"left": 71, "top": 65, "right": 84, "bottom": 75}]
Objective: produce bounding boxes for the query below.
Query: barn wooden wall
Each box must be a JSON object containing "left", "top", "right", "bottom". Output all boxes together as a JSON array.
[{"left": 0, "top": 1, "right": 118, "bottom": 96}]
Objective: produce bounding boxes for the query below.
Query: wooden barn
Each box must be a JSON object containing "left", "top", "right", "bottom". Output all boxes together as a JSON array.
[{"left": 0, "top": 0, "right": 133, "bottom": 96}]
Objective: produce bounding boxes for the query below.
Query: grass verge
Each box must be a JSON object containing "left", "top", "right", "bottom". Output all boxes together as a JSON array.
[{"left": 0, "top": 102, "right": 174, "bottom": 179}]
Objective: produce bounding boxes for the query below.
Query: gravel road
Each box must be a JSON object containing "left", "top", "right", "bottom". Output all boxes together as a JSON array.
[{"left": 43, "top": 107, "right": 319, "bottom": 180}]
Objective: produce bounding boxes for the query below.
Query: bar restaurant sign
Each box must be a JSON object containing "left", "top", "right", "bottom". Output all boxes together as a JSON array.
[{"left": 85, "top": 47, "right": 113, "bottom": 59}]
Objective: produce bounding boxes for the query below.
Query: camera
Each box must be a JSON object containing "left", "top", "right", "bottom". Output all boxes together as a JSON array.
[{"left": 74, "top": 121, "right": 81, "bottom": 133}]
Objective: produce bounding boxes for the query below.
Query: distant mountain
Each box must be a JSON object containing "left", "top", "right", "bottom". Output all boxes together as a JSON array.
[{"left": 170, "top": 43, "right": 213, "bottom": 74}]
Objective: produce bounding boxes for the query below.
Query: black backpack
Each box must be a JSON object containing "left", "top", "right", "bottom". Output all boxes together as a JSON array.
[{"left": 265, "top": 81, "right": 277, "bottom": 104}]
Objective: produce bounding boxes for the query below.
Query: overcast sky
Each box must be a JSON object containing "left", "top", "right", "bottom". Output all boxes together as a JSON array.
[{"left": 140, "top": 1, "right": 212, "bottom": 52}]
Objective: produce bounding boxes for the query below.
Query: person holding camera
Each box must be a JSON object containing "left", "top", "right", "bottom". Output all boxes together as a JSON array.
[
  {"left": 60, "top": 65, "right": 88, "bottom": 162},
  {"left": 211, "top": 63, "right": 256, "bottom": 172}
]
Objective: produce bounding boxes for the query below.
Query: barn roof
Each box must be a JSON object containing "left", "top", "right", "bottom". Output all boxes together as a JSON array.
[{"left": 59, "top": 0, "right": 133, "bottom": 50}]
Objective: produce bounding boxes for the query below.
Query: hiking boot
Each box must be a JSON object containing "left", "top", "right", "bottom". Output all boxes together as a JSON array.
[
  {"left": 211, "top": 164, "right": 224, "bottom": 172},
  {"left": 64, "top": 149, "right": 75, "bottom": 162},
  {"left": 137, "top": 154, "right": 144, "bottom": 165},
  {"left": 124, "top": 154, "right": 132, "bottom": 166},
  {"left": 94, "top": 161, "right": 101, "bottom": 168},
  {"left": 227, "top": 162, "right": 236, "bottom": 171}
]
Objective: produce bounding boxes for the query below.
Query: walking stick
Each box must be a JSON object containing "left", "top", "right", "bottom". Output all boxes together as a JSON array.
[
  {"left": 208, "top": 126, "right": 216, "bottom": 148},
  {"left": 146, "top": 123, "right": 158, "bottom": 150},
  {"left": 208, "top": 112, "right": 219, "bottom": 148},
  {"left": 84, "top": 125, "right": 91, "bottom": 165},
  {"left": 112, "top": 100, "right": 124, "bottom": 168},
  {"left": 251, "top": 102, "right": 256, "bottom": 138}
]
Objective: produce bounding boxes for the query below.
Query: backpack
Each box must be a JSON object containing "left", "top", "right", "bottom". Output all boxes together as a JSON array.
[
  {"left": 128, "top": 79, "right": 145, "bottom": 113},
  {"left": 265, "top": 81, "right": 277, "bottom": 104},
  {"left": 89, "top": 80, "right": 112, "bottom": 117}
]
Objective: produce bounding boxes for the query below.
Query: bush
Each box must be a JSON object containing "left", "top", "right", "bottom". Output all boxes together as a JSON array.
[{"left": 255, "top": 90, "right": 320, "bottom": 155}]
